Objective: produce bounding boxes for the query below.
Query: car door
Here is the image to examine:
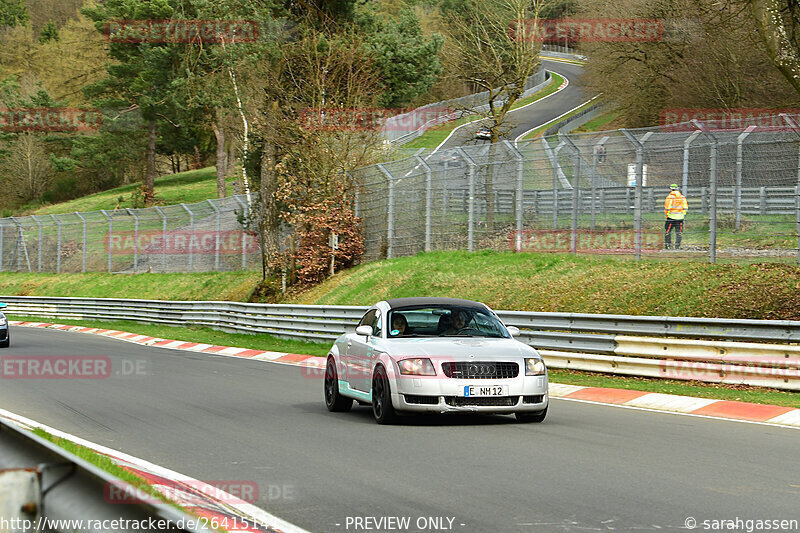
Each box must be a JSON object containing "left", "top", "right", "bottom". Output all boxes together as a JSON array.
[
  {"left": 341, "top": 309, "right": 375, "bottom": 390},
  {"left": 348, "top": 309, "right": 383, "bottom": 392}
]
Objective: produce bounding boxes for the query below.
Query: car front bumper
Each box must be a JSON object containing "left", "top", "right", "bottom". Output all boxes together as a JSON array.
[{"left": 391, "top": 372, "right": 548, "bottom": 414}]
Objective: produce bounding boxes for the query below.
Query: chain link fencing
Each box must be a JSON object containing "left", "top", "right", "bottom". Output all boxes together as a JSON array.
[
  {"left": 354, "top": 115, "right": 800, "bottom": 265},
  {"left": 0, "top": 195, "right": 261, "bottom": 274},
  {"left": 2, "top": 115, "right": 800, "bottom": 274}
]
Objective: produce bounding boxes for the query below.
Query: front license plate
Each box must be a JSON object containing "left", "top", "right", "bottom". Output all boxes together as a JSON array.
[{"left": 463, "top": 385, "right": 508, "bottom": 397}]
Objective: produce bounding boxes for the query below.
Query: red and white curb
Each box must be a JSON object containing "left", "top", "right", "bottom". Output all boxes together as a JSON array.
[
  {"left": 9, "top": 320, "right": 800, "bottom": 429},
  {"left": 0, "top": 407, "right": 310, "bottom": 533}
]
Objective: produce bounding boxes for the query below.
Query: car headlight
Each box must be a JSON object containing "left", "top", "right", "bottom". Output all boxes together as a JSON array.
[
  {"left": 0, "top": 315, "right": 6, "bottom": 326},
  {"left": 525, "top": 358, "right": 546, "bottom": 376},
  {"left": 397, "top": 358, "right": 436, "bottom": 376}
]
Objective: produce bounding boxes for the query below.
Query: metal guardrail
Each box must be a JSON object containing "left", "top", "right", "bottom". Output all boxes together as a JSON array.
[
  {"left": 0, "top": 418, "right": 210, "bottom": 533},
  {"left": 3, "top": 296, "right": 800, "bottom": 389}
]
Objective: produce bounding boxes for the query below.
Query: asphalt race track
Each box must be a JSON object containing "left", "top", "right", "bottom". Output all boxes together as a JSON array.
[
  {"left": 1, "top": 327, "right": 797, "bottom": 532},
  {"left": 438, "top": 59, "right": 589, "bottom": 150}
]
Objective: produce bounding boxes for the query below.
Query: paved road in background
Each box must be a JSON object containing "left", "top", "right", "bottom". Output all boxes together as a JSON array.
[
  {"left": 1, "top": 326, "right": 797, "bottom": 532},
  {"left": 439, "top": 59, "right": 590, "bottom": 150}
]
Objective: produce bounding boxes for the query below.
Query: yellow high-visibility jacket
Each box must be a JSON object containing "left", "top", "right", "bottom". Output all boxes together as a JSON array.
[{"left": 664, "top": 190, "right": 688, "bottom": 220}]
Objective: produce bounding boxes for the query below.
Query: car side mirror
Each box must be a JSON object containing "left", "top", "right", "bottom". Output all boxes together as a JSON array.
[
  {"left": 0, "top": 303, "right": 6, "bottom": 309},
  {"left": 355, "top": 325, "right": 373, "bottom": 337},
  {"left": 506, "top": 326, "right": 520, "bottom": 337}
]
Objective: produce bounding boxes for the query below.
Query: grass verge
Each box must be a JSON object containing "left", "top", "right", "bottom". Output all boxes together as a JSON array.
[
  {"left": 550, "top": 369, "right": 800, "bottom": 409},
  {"left": 404, "top": 73, "right": 565, "bottom": 150},
  {"left": 0, "top": 271, "right": 262, "bottom": 301},
  {"left": 31, "top": 427, "right": 179, "bottom": 508},
  {"left": 19, "top": 167, "right": 234, "bottom": 216},
  {"left": 7, "top": 314, "right": 330, "bottom": 356}
]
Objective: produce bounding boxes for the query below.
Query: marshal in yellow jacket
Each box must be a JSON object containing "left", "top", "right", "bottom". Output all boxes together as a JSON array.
[{"left": 664, "top": 189, "right": 688, "bottom": 220}]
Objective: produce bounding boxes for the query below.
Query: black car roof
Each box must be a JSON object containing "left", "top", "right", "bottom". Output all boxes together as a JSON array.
[{"left": 385, "top": 297, "right": 488, "bottom": 309}]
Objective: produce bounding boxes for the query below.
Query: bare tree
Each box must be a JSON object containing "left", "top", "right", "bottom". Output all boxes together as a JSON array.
[
  {"left": 2, "top": 132, "right": 53, "bottom": 201},
  {"left": 749, "top": 0, "right": 800, "bottom": 94},
  {"left": 444, "top": 0, "right": 549, "bottom": 230}
]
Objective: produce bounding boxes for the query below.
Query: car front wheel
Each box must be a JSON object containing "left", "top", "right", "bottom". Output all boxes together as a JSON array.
[
  {"left": 324, "top": 357, "right": 352, "bottom": 412},
  {"left": 372, "top": 365, "right": 397, "bottom": 425},
  {"left": 515, "top": 407, "right": 547, "bottom": 423}
]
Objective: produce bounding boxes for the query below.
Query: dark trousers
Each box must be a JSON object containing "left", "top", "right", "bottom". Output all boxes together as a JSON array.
[{"left": 665, "top": 219, "right": 684, "bottom": 249}]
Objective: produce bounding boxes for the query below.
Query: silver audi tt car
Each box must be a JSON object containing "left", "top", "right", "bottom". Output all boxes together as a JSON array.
[{"left": 324, "top": 297, "right": 548, "bottom": 424}]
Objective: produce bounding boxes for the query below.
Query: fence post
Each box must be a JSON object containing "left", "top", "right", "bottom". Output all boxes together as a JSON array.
[
  {"left": 75, "top": 212, "right": 87, "bottom": 273},
  {"left": 377, "top": 164, "right": 395, "bottom": 258},
  {"left": 31, "top": 215, "right": 42, "bottom": 272},
  {"left": 415, "top": 155, "right": 433, "bottom": 252},
  {"left": 553, "top": 141, "right": 566, "bottom": 229},
  {"left": 232, "top": 197, "right": 248, "bottom": 270},
  {"left": 458, "top": 148, "right": 477, "bottom": 252},
  {"left": 779, "top": 113, "right": 800, "bottom": 266},
  {"left": 683, "top": 130, "right": 702, "bottom": 196},
  {"left": 559, "top": 134, "right": 581, "bottom": 254},
  {"left": 591, "top": 137, "right": 609, "bottom": 230},
  {"left": 621, "top": 129, "right": 644, "bottom": 260},
  {"left": 691, "top": 120, "right": 718, "bottom": 263},
  {"left": 101, "top": 210, "right": 112, "bottom": 272},
  {"left": 125, "top": 208, "right": 139, "bottom": 273},
  {"left": 51, "top": 214, "right": 62, "bottom": 274},
  {"left": 736, "top": 126, "right": 757, "bottom": 232},
  {"left": 207, "top": 199, "right": 221, "bottom": 271},
  {"left": 154, "top": 206, "right": 167, "bottom": 272},
  {"left": 504, "top": 141, "right": 525, "bottom": 251},
  {"left": 180, "top": 203, "right": 194, "bottom": 271}
]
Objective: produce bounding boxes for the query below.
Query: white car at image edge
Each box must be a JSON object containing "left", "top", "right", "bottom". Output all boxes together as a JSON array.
[{"left": 324, "top": 297, "right": 548, "bottom": 424}]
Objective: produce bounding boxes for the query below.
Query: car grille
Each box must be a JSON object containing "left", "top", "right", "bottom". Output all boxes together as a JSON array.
[
  {"left": 441, "top": 361, "right": 519, "bottom": 379},
  {"left": 445, "top": 396, "right": 520, "bottom": 407},
  {"left": 523, "top": 395, "right": 545, "bottom": 404},
  {"left": 404, "top": 395, "right": 440, "bottom": 405}
]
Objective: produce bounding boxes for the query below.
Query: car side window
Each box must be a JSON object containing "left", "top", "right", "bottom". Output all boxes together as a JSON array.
[
  {"left": 370, "top": 310, "right": 383, "bottom": 338},
  {"left": 358, "top": 310, "right": 376, "bottom": 329}
]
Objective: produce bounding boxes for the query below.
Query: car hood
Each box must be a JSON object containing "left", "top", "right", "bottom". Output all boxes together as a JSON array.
[{"left": 382, "top": 337, "right": 538, "bottom": 359}]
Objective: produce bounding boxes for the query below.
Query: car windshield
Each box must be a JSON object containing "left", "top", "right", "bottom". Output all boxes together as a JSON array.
[{"left": 387, "top": 306, "right": 509, "bottom": 338}]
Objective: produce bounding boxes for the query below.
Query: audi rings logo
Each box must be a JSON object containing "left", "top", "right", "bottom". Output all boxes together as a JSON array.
[{"left": 469, "top": 364, "right": 496, "bottom": 376}]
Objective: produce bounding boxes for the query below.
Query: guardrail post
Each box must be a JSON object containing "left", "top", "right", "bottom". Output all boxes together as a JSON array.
[
  {"left": 180, "top": 203, "right": 194, "bottom": 271},
  {"left": 377, "top": 163, "right": 395, "bottom": 258},
  {"left": 0, "top": 220, "right": 4, "bottom": 272},
  {"left": 101, "top": 210, "right": 112, "bottom": 272},
  {"left": 75, "top": 212, "right": 87, "bottom": 273},
  {"left": 31, "top": 215, "right": 42, "bottom": 272},
  {"left": 154, "top": 206, "right": 167, "bottom": 272},
  {"left": 735, "top": 126, "right": 756, "bottom": 232},
  {"left": 683, "top": 129, "right": 702, "bottom": 195},
  {"left": 458, "top": 148, "right": 477, "bottom": 252},
  {"left": 621, "top": 129, "right": 644, "bottom": 260},
  {"left": 415, "top": 155, "right": 433, "bottom": 252},
  {"left": 51, "top": 214, "right": 63, "bottom": 273},
  {"left": 125, "top": 208, "right": 139, "bottom": 273},
  {"left": 207, "top": 199, "right": 221, "bottom": 271},
  {"left": 691, "top": 120, "right": 719, "bottom": 263},
  {"left": 504, "top": 141, "right": 525, "bottom": 251}
]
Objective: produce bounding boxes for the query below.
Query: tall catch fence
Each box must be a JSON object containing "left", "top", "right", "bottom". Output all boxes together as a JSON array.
[
  {"left": 3, "top": 116, "right": 800, "bottom": 274},
  {"left": 354, "top": 115, "right": 800, "bottom": 264},
  {"left": 0, "top": 195, "right": 260, "bottom": 274}
]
